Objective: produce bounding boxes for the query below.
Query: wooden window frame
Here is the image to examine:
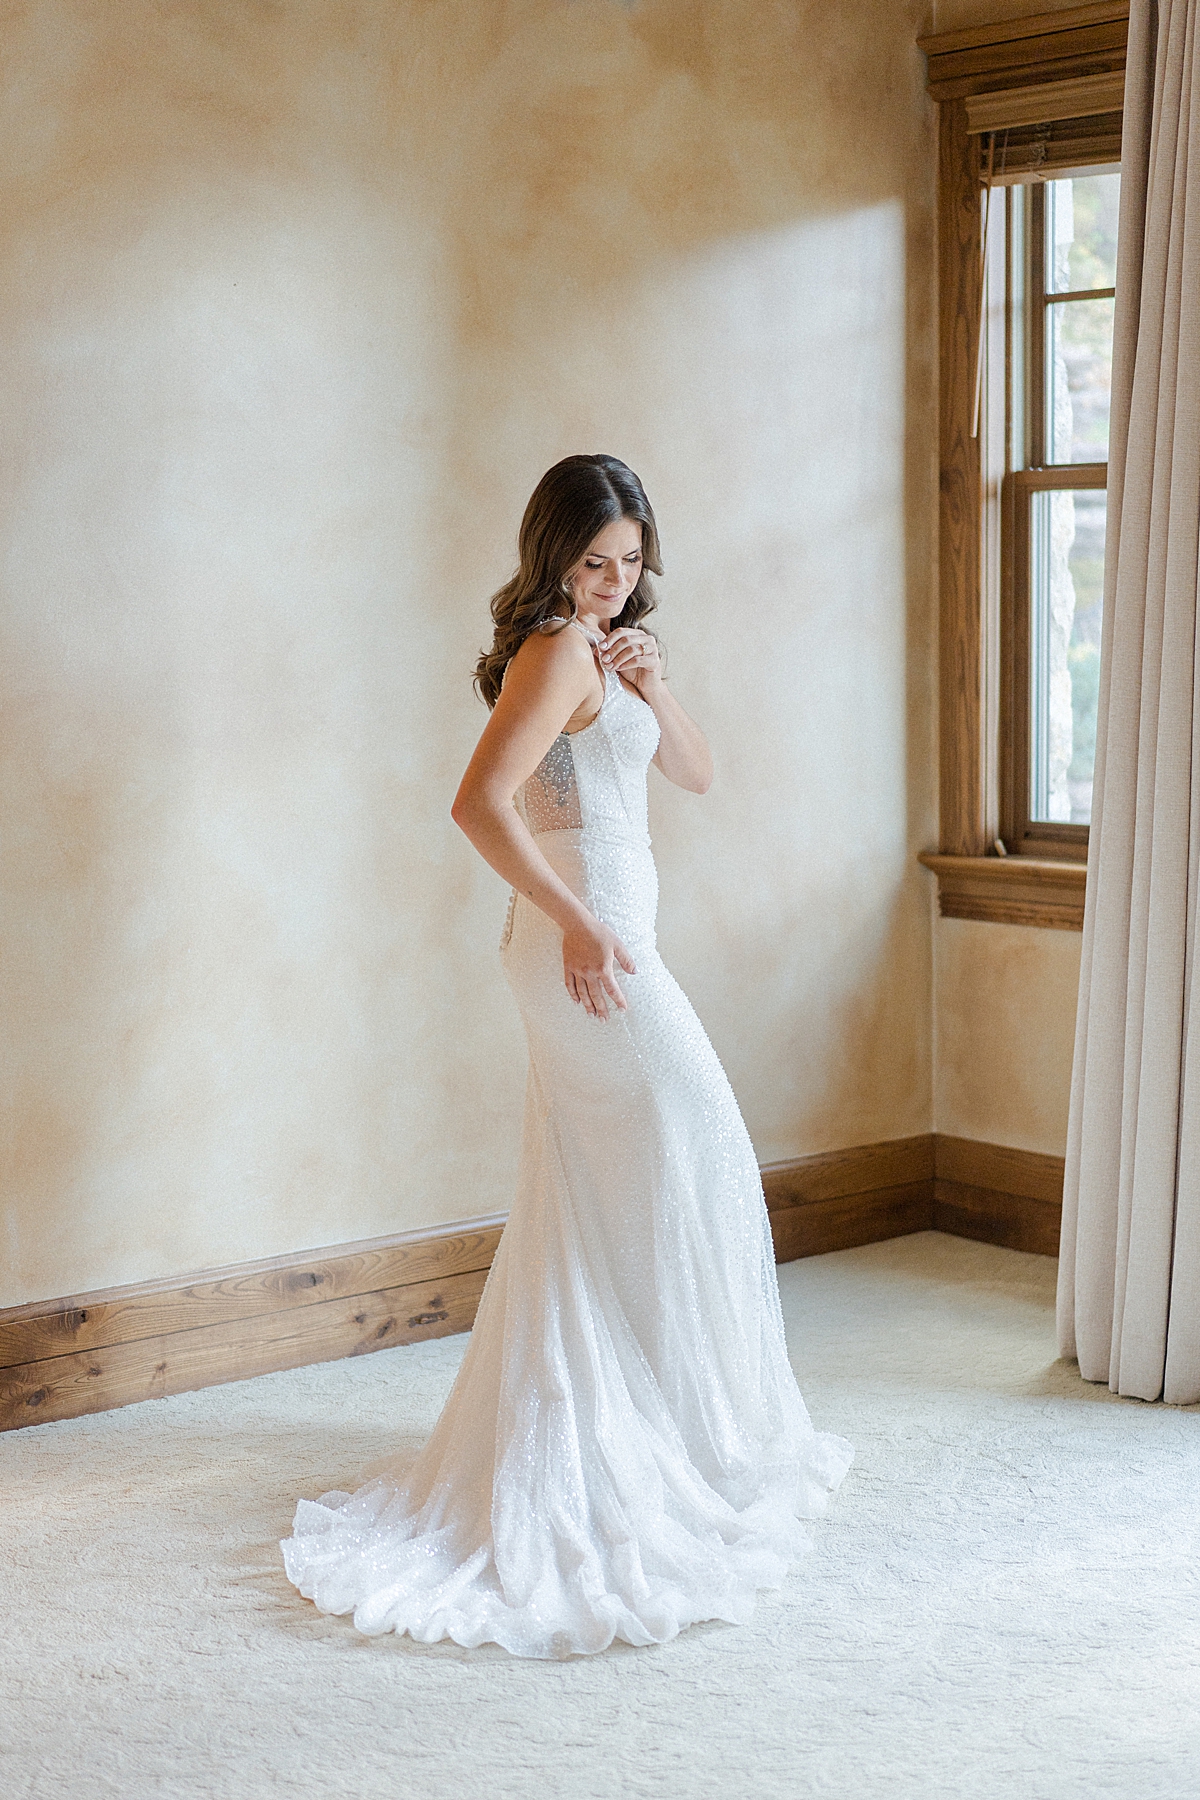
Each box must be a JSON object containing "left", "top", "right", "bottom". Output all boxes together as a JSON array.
[
  {"left": 1002, "top": 463, "right": 1108, "bottom": 863},
  {"left": 918, "top": 3, "right": 1128, "bottom": 931}
]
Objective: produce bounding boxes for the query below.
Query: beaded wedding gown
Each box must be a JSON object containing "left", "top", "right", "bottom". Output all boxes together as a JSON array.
[{"left": 281, "top": 626, "right": 853, "bottom": 1658}]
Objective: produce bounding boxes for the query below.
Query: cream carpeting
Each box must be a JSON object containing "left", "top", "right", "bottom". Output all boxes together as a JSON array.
[{"left": 4, "top": 1232, "right": 1198, "bottom": 1799}]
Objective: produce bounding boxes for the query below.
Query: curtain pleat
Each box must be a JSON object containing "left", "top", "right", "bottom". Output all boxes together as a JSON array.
[{"left": 1057, "top": 0, "right": 1200, "bottom": 1404}]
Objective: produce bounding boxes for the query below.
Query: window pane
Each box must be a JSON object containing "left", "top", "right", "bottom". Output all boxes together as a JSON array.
[
  {"left": 1046, "top": 294, "right": 1115, "bottom": 462},
  {"left": 1030, "top": 488, "right": 1107, "bottom": 825},
  {"left": 1046, "top": 172, "right": 1120, "bottom": 293}
]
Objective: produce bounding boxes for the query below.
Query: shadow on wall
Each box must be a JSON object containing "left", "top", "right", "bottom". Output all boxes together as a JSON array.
[{"left": 0, "top": 0, "right": 937, "bottom": 1303}]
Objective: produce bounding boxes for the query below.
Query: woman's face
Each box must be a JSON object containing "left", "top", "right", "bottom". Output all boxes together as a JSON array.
[{"left": 566, "top": 518, "right": 643, "bottom": 625}]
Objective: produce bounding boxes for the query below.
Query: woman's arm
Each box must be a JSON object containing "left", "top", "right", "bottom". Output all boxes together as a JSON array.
[
  {"left": 451, "top": 630, "right": 637, "bottom": 1020},
  {"left": 598, "top": 627, "right": 713, "bottom": 793}
]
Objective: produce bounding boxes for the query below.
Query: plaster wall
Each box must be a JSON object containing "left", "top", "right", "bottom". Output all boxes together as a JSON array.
[
  {"left": 0, "top": 0, "right": 938, "bottom": 1307},
  {"left": 933, "top": 918, "right": 1081, "bottom": 1156}
]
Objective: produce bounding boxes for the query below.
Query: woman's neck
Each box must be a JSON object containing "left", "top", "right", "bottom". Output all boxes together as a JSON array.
[{"left": 574, "top": 607, "right": 616, "bottom": 638}]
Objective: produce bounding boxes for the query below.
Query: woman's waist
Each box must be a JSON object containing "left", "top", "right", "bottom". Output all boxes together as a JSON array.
[
  {"left": 531, "top": 823, "right": 652, "bottom": 852},
  {"left": 505, "top": 890, "right": 658, "bottom": 961},
  {"left": 516, "top": 828, "right": 657, "bottom": 940},
  {"left": 532, "top": 826, "right": 656, "bottom": 894}
]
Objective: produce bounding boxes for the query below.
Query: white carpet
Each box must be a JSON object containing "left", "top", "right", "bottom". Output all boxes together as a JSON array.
[{"left": 3, "top": 1232, "right": 1198, "bottom": 1800}]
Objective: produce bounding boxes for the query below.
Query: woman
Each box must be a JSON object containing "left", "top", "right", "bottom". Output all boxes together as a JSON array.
[{"left": 282, "top": 454, "right": 852, "bottom": 1658}]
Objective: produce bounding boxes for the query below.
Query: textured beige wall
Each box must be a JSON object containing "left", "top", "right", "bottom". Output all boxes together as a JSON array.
[
  {"left": 933, "top": 918, "right": 1081, "bottom": 1155},
  {"left": 0, "top": 0, "right": 938, "bottom": 1306}
]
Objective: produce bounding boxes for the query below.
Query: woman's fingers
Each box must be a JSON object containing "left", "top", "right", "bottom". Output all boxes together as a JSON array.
[
  {"left": 600, "top": 629, "right": 654, "bottom": 674},
  {"left": 566, "top": 969, "right": 626, "bottom": 1021},
  {"left": 602, "top": 972, "right": 627, "bottom": 1012},
  {"left": 563, "top": 924, "right": 635, "bottom": 1020},
  {"left": 568, "top": 974, "right": 599, "bottom": 1017}
]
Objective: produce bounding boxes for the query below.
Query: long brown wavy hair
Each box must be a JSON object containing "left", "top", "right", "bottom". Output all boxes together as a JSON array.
[{"left": 474, "top": 453, "right": 663, "bottom": 709}]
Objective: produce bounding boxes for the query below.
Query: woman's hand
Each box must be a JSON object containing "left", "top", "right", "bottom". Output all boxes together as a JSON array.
[
  {"left": 562, "top": 917, "right": 637, "bottom": 1020},
  {"left": 599, "top": 625, "right": 713, "bottom": 795},
  {"left": 599, "top": 626, "right": 662, "bottom": 694}
]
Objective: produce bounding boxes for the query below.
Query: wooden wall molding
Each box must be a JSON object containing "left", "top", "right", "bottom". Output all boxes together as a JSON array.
[
  {"left": 935, "top": 90, "right": 988, "bottom": 861},
  {"left": 920, "top": 5, "right": 1129, "bottom": 101},
  {"left": 0, "top": 1217, "right": 504, "bottom": 1434},
  {"left": 963, "top": 68, "right": 1125, "bottom": 133},
  {"left": 0, "top": 1218, "right": 506, "bottom": 1365},
  {"left": 919, "top": 2, "right": 1128, "bottom": 62},
  {"left": 762, "top": 1135, "right": 934, "bottom": 1262},
  {"left": 0, "top": 1135, "right": 1064, "bottom": 1433},
  {"left": 918, "top": 852, "right": 1086, "bottom": 929},
  {"left": 934, "top": 1134, "right": 1065, "bottom": 1257}
]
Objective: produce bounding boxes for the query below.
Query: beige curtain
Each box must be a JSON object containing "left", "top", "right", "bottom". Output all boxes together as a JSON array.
[{"left": 1058, "top": 0, "right": 1200, "bottom": 1403}]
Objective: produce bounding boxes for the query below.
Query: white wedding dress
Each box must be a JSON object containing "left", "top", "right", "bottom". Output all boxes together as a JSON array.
[{"left": 281, "top": 624, "right": 853, "bottom": 1657}]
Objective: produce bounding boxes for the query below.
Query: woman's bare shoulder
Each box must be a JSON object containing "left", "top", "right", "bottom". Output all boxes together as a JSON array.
[{"left": 509, "top": 622, "right": 595, "bottom": 678}]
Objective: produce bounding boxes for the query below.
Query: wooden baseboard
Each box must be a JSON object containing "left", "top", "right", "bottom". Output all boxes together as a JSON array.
[
  {"left": 0, "top": 1219, "right": 504, "bottom": 1434},
  {"left": 933, "top": 1134, "right": 1064, "bottom": 1257},
  {"left": 762, "top": 1135, "right": 934, "bottom": 1260},
  {"left": 0, "top": 1133, "right": 1064, "bottom": 1433}
]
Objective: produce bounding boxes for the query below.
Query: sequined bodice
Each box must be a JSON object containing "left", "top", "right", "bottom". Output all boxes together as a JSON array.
[{"left": 517, "top": 647, "right": 661, "bottom": 846}]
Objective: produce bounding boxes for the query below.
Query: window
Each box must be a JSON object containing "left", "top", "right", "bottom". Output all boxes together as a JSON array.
[
  {"left": 1002, "top": 170, "right": 1119, "bottom": 859},
  {"left": 918, "top": 5, "right": 1127, "bottom": 929}
]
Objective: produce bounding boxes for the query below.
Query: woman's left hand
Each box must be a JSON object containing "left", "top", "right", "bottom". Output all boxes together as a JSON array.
[{"left": 599, "top": 626, "right": 662, "bottom": 693}]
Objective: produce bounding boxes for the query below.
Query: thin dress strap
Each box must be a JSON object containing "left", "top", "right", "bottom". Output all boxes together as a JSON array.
[
  {"left": 502, "top": 617, "right": 605, "bottom": 694},
  {"left": 537, "top": 615, "right": 607, "bottom": 683},
  {"left": 538, "top": 615, "right": 603, "bottom": 648}
]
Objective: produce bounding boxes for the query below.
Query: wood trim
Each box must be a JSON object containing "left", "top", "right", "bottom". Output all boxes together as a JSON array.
[
  {"left": 762, "top": 1135, "right": 935, "bottom": 1260},
  {"left": 965, "top": 70, "right": 1125, "bottom": 132},
  {"left": 925, "top": 19, "right": 1129, "bottom": 102},
  {"left": 938, "top": 99, "right": 988, "bottom": 857},
  {"left": 0, "top": 1215, "right": 507, "bottom": 1364},
  {"left": 919, "top": 4, "right": 1128, "bottom": 60},
  {"left": 918, "top": 851, "right": 1086, "bottom": 928},
  {"left": 0, "top": 1214, "right": 506, "bottom": 1432},
  {"left": 935, "top": 1182, "right": 1062, "bottom": 1254},
  {"left": 1028, "top": 181, "right": 1048, "bottom": 466},
  {"left": 988, "top": 116, "right": 1124, "bottom": 181},
  {"left": 1008, "top": 463, "right": 1109, "bottom": 489},
  {"left": 0, "top": 1133, "right": 1063, "bottom": 1432},
  {"left": 933, "top": 1134, "right": 1064, "bottom": 1256},
  {"left": 761, "top": 1135, "right": 934, "bottom": 1205},
  {"left": 1001, "top": 465, "right": 1107, "bottom": 864},
  {"left": 0, "top": 1267, "right": 491, "bottom": 1435},
  {"left": 935, "top": 1134, "right": 1065, "bottom": 1203},
  {"left": 769, "top": 1184, "right": 934, "bottom": 1263}
]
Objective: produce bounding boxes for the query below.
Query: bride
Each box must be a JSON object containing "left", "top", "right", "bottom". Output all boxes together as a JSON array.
[{"left": 281, "top": 454, "right": 853, "bottom": 1658}]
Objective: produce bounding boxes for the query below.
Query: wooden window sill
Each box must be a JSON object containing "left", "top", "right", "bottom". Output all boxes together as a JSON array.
[{"left": 918, "top": 852, "right": 1086, "bottom": 930}]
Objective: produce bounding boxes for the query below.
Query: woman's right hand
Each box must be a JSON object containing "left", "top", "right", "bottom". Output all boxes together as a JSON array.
[{"left": 562, "top": 918, "right": 636, "bottom": 1021}]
